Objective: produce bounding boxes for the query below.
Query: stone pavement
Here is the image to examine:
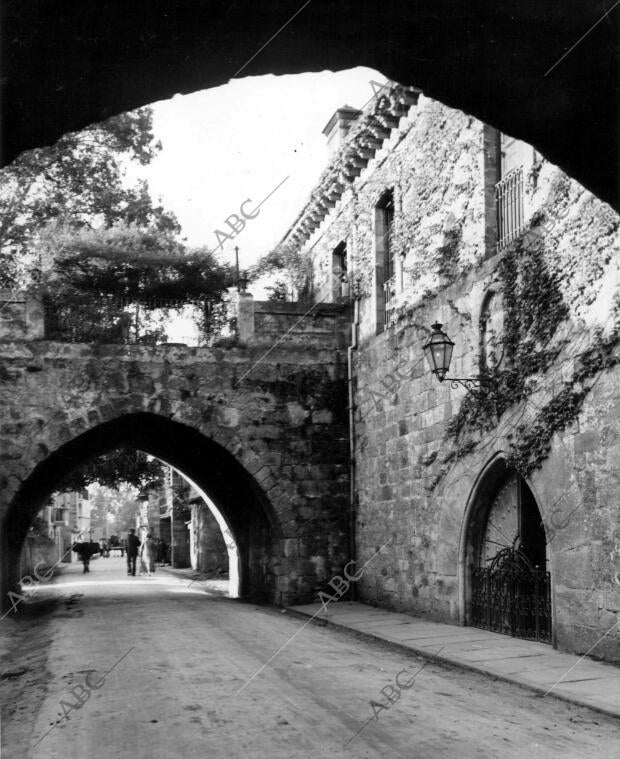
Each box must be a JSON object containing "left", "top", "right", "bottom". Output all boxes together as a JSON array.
[{"left": 287, "top": 601, "right": 620, "bottom": 720}]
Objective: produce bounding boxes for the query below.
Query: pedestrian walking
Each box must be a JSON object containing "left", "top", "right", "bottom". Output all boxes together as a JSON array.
[
  {"left": 73, "top": 541, "right": 93, "bottom": 573},
  {"left": 125, "top": 528, "right": 140, "bottom": 576},
  {"left": 157, "top": 538, "right": 168, "bottom": 566},
  {"left": 140, "top": 533, "right": 157, "bottom": 577}
]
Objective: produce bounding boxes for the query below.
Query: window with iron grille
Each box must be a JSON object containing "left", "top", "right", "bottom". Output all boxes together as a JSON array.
[{"left": 496, "top": 134, "right": 527, "bottom": 249}]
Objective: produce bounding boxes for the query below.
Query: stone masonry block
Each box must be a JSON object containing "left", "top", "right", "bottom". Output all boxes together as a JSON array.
[{"left": 574, "top": 431, "right": 600, "bottom": 454}]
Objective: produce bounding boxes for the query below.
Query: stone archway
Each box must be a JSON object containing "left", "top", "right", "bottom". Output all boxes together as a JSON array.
[
  {"left": 460, "top": 456, "right": 552, "bottom": 642},
  {"left": 5, "top": 2, "right": 618, "bottom": 209},
  {"left": 1, "top": 412, "right": 282, "bottom": 608}
]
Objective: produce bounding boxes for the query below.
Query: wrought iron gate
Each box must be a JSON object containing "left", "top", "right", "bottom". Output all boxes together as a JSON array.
[{"left": 471, "top": 547, "right": 552, "bottom": 642}]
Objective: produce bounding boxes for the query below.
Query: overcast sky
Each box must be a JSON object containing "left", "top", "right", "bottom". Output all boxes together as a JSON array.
[{"left": 131, "top": 67, "right": 384, "bottom": 275}]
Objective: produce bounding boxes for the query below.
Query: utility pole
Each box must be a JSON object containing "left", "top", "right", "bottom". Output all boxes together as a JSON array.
[{"left": 235, "top": 245, "right": 240, "bottom": 291}]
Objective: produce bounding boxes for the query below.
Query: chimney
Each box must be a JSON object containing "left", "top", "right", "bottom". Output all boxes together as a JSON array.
[{"left": 322, "top": 105, "right": 362, "bottom": 159}]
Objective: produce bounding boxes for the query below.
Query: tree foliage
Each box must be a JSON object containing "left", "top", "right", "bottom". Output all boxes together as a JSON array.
[
  {"left": 0, "top": 107, "right": 179, "bottom": 287},
  {"left": 252, "top": 244, "right": 312, "bottom": 302},
  {"left": 265, "top": 279, "right": 290, "bottom": 301},
  {"left": 35, "top": 223, "right": 234, "bottom": 343},
  {"left": 59, "top": 448, "right": 166, "bottom": 493},
  {"left": 1, "top": 105, "right": 239, "bottom": 341},
  {"left": 88, "top": 483, "right": 142, "bottom": 535},
  {"left": 37, "top": 223, "right": 232, "bottom": 302}
]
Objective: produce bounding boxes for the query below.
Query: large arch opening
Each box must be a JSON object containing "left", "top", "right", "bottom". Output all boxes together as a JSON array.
[
  {"left": 4, "top": 3, "right": 619, "bottom": 208},
  {"left": 1, "top": 413, "right": 280, "bottom": 609},
  {"left": 460, "top": 456, "right": 552, "bottom": 643}
]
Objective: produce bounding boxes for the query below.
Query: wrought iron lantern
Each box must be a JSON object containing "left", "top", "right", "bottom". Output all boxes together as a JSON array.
[
  {"left": 422, "top": 322, "right": 454, "bottom": 381},
  {"left": 423, "top": 322, "right": 493, "bottom": 395}
]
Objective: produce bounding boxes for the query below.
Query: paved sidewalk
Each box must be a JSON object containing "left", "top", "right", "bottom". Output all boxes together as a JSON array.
[{"left": 288, "top": 601, "right": 620, "bottom": 720}]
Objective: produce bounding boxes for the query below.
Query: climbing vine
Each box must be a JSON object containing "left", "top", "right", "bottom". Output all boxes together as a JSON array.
[
  {"left": 435, "top": 221, "right": 464, "bottom": 282},
  {"left": 505, "top": 328, "right": 620, "bottom": 475},
  {"left": 425, "top": 229, "right": 619, "bottom": 488},
  {"left": 443, "top": 236, "right": 569, "bottom": 445}
]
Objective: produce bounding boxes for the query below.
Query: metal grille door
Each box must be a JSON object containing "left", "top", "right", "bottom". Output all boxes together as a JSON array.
[{"left": 471, "top": 548, "right": 552, "bottom": 642}]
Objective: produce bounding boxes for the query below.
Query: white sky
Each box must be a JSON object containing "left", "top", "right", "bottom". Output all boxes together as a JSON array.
[{"left": 132, "top": 67, "right": 384, "bottom": 275}]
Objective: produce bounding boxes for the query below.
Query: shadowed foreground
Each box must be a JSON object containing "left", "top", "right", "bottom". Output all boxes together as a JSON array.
[{"left": 1, "top": 558, "right": 618, "bottom": 758}]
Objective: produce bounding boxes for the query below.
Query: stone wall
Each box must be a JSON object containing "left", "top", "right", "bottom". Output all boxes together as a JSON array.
[
  {"left": 288, "top": 95, "right": 490, "bottom": 341},
  {"left": 0, "top": 291, "right": 44, "bottom": 342},
  {"left": 191, "top": 502, "right": 228, "bottom": 575},
  {"left": 283, "top": 90, "right": 620, "bottom": 661},
  {"left": 168, "top": 518, "right": 191, "bottom": 569},
  {"left": 251, "top": 301, "right": 351, "bottom": 348},
  {"left": 0, "top": 302, "right": 352, "bottom": 608},
  {"left": 18, "top": 534, "right": 57, "bottom": 579},
  {"left": 351, "top": 248, "right": 620, "bottom": 659}
]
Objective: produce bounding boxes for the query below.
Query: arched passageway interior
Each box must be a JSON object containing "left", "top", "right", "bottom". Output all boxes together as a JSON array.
[
  {"left": 22, "top": 451, "right": 241, "bottom": 598},
  {"left": 464, "top": 460, "right": 552, "bottom": 642},
  {"left": 2, "top": 413, "right": 279, "bottom": 607}
]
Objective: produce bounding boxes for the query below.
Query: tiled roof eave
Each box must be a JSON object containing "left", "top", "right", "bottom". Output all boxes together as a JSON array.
[{"left": 280, "top": 84, "right": 421, "bottom": 250}]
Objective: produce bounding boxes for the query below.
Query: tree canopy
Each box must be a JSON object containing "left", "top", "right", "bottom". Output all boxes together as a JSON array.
[
  {"left": 36, "top": 223, "right": 234, "bottom": 343},
  {"left": 0, "top": 104, "right": 237, "bottom": 341},
  {"left": 88, "top": 483, "right": 143, "bottom": 536},
  {"left": 252, "top": 244, "right": 312, "bottom": 302},
  {"left": 59, "top": 447, "right": 166, "bottom": 493},
  {"left": 0, "top": 107, "right": 179, "bottom": 288},
  {"left": 37, "top": 223, "right": 232, "bottom": 303}
]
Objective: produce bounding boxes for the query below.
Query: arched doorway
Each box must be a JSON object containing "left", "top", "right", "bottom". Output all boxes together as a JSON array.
[
  {"left": 1, "top": 413, "right": 280, "bottom": 608},
  {"left": 463, "top": 459, "right": 551, "bottom": 642}
]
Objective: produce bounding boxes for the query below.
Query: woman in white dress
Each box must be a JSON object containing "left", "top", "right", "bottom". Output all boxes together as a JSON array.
[{"left": 140, "top": 533, "right": 157, "bottom": 576}]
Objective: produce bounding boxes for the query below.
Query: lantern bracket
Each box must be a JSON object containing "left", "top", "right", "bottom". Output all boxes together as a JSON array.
[
  {"left": 443, "top": 376, "right": 494, "bottom": 399},
  {"left": 423, "top": 322, "right": 495, "bottom": 398}
]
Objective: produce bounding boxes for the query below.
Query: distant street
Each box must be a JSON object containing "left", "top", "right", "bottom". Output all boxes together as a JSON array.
[{"left": 1, "top": 557, "right": 618, "bottom": 759}]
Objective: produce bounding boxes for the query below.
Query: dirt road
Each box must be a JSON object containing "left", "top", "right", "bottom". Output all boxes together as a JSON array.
[{"left": 1, "top": 557, "right": 618, "bottom": 758}]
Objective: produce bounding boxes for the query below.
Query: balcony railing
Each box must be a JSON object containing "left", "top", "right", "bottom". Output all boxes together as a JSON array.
[
  {"left": 383, "top": 275, "right": 396, "bottom": 327},
  {"left": 496, "top": 166, "right": 525, "bottom": 249}
]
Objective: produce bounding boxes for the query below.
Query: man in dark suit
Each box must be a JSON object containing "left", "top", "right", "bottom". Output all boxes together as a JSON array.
[{"left": 125, "top": 528, "right": 140, "bottom": 576}]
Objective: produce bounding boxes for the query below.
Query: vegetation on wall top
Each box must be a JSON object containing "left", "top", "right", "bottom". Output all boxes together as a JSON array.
[
  {"left": 252, "top": 243, "right": 313, "bottom": 302},
  {"left": 35, "top": 223, "right": 234, "bottom": 342},
  {"left": 38, "top": 223, "right": 232, "bottom": 304}
]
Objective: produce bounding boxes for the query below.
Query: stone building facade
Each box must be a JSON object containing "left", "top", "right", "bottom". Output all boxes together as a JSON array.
[{"left": 280, "top": 83, "right": 620, "bottom": 661}]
